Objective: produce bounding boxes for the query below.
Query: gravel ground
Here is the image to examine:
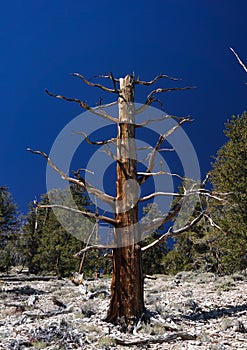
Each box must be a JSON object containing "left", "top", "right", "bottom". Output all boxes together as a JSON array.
[{"left": 0, "top": 271, "right": 246, "bottom": 349}]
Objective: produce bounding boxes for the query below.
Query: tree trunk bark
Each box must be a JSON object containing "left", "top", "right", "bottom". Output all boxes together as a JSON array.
[{"left": 106, "top": 75, "right": 146, "bottom": 329}]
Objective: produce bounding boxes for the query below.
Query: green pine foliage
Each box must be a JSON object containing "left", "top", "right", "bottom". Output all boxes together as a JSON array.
[
  {"left": 0, "top": 186, "right": 19, "bottom": 271},
  {"left": 162, "top": 112, "right": 247, "bottom": 275},
  {"left": 21, "top": 186, "right": 104, "bottom": 277},
  {"left": 141, "top": 203, "right": 170, "bottom": 275},
  {"left": 209, "top": 112, "right": 247, "bottom": 273}
]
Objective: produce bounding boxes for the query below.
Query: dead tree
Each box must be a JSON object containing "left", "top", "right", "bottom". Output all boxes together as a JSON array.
[{"left": 28, "top": 72, "right": 226, "bottom": 329}]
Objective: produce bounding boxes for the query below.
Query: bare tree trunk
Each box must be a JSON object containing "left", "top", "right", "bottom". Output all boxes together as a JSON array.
[{"left": 106, "top": 75, "right": 146, "bottom": 328}]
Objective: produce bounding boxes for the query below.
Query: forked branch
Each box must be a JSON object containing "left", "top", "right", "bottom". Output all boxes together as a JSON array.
[{"left": 72, "top": 73, "right": 120, "bottom": 93}]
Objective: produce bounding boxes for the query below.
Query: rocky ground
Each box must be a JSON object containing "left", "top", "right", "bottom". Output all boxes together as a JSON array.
[{"left": 0, "top": 271, "right": 246, "bottom": 349}]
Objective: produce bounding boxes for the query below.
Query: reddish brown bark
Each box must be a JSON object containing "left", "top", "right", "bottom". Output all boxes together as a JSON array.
[{"left": 105, "top": 75, "right": 146, "bottom": 328}]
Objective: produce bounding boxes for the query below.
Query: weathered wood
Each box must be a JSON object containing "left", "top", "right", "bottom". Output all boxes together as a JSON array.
[
  {"left": 114, "top": 332, "right": 197, "bottom": 346},
  {"left": 106, "top": 75, "right": 145, "bottom": 328}
]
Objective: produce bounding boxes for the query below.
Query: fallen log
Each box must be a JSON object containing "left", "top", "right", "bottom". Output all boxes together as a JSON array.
[
  {"left": 114, "top": 332, "right": 196, "bottom": 346},
  {"left": 23, "top": 305, "right": 73, "bottom": 318}
]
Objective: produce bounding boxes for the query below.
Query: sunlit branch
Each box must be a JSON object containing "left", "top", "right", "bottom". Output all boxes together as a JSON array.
[
  {"left": 27, "top": 148, "right": 115, "bottom": 206},
  {"left": 204, "top": 214, "right": 222, "bottom": 231},
  {"left": 72, "top": 167, "right": 94, "bottom": 176},
  {"left": 230, "top": 47, "right": 247, "bottom": 73},
  {"left": 100, "top": 145, "right": 118, "bottom": 161},
  {"left": 45, "top": 89, "right": 118, "bottom": 123},
  {"left": 73, "top": 131, "right": 116, "bottom": 145},
  {"left": 138, "top": 117, "right": 191, "bottom": 185},
  {"left": 34, "top": 202, "right": 117, "bottom": 226},
  {"left": 135, "top": 86, "right": 195, "bottom": 114},
  {"left": 139, "top": 188, "right": 228, "bottom": 203},
  {"left": 92, "top": 72, "right": 121, "bottom": 94},
  {"left": 142, "top": 210, "right": 206, "bottom": 252},
  {"left": 137, "top": 171, "right": 184, "bottom": 180},
  {"left": 74, "top": 243, "right": 116, "bottom": 257},
  {"left": 139, "top": 199, "right": 183, "bottom": 234},
  {"left": 135, "top": 114, "right": 181, "bottom": 128},
  {"left": 135, "top": 74, "right": 180, "bottom": 85},
  {"left": 93, "top": 101, "right": 118, "bottom": 109},
  {"left": 98, "top": 73, "right": 120, "bottom": 83},
  {"left": 139, "top": 192, "right": 182, "bottom": 202},
  {"left": 159, "top": 148, "right": 175, "bottom": 152},
  {"left": 72, "top": 73, "right": 119, "bottom": 93}
]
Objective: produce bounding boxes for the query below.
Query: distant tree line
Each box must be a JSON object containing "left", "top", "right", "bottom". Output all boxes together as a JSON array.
[{"left": 0, "top": 112, "right": 246, "bottom": 276}]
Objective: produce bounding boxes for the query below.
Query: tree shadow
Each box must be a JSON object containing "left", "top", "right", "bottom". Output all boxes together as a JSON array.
[{"left": 183, "top": 303, "right": 247, "bottom": 321}]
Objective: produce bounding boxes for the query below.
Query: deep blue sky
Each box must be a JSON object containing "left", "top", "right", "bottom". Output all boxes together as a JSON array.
[{"left": 0, "top": 0, "right": 246, "bottom": 213}]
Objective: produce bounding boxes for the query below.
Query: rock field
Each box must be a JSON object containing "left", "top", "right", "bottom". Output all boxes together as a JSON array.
[{"left": 0, "top": 271, "right": 246, "bottom": 349}]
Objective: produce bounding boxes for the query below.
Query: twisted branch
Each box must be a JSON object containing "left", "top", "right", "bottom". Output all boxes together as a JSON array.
[
  {"left": 135, "top": 74, "right": 180, "bottom": 85},
  {"left": 45, "top": 89, "right": 118, "bottom": 123},
  {"left": 74, "top": 131, "right": 116, "bottom": 146},
  {"left": 135, "top": 86, "right": 195, "bottom": 114},
  {"left": 72, "top": 73, "right": 119, "bottom": 93}
]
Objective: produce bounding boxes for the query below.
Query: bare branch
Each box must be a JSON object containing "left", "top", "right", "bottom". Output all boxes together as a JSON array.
[
  {"left": 35, "top": 202, "right": 118, "bottom": 226},
  {"left": 73, "top": 131, "right": 116, "bottom": 146},
  {"left": 139, "top": 191, "right": 182, "bottom": 202},
  {"left": 139, "top": 199, "right": 183, "bottom": 234},
  {"left": 93, "top": 101, "right": 118, "bottom": 110},
  {"left": 135, "top": 86, "right": 195, "bottom": 114},
  {"left": 45, "top": 89, "right": 118, "bottom": 123},
  {"left": 74, "top": 244, "right": 116, "bottom": 257},
  {"left": 135, "top": 115, "right": 171, "bottom": 128},
  {"left": 230, "top": 47, "right": 247, "bottom": 73},
  {"left": 145, "top": 86, "right": 195, "bottom": 106},
  {"left": 135, "top": 74, "right": 180, "bottom": 86},
  {"left": 204, "top": 214, "right": 222, "bottom": 231},
  {"left": 110, "top": 72, "right": 119, "bottom": 93},
  {"left": 114, "top": 331, "right": 196, "bottom": 346},
  {"left": 137, "top": 171, "right": 184, "bottom": 180},
  {"left": 142, "top": 210, "right": 205, "bottom": 252},
  {"left": 139, "top": 188, "right": 230, "bottom": 203},
  {"left": 139, "top": 117, "right": 191, "bottom": 185},
  {"left": 135, "top": 74, "right": 180, "bottom": 85},
  {"left": 100, "top": 144, "right": 118, "bottom": 162},
  {"left": 27, "top": 148, "right": 115, "bottom": 206},
  {"left": 72, "top": 73, "right": 119, "bottom": 93},
  {"left": 72, "top": 167, "right": 94, "bottom": 175},
  {"left": 98, "top": 73, "right": 120, "bottom": 83},
  {"left": 136, "top": 114, "right": 188, "bottom": 128}
]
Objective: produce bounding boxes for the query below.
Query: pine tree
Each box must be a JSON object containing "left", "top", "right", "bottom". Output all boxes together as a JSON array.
[
  {"left": 141, "top": 203, "right": 169, "bottom": 275},
  {"left": 163, "top": 113, "right": 247, "bottom": 275},
  {"left": 21, "top": 185, "right": 101, "bottom": 277},
  {"left": 209, "top": 112, "right": 247, "bottom": 273},
  {"left": 0, "top": 186, "right": 18, "bottom": 271}
]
